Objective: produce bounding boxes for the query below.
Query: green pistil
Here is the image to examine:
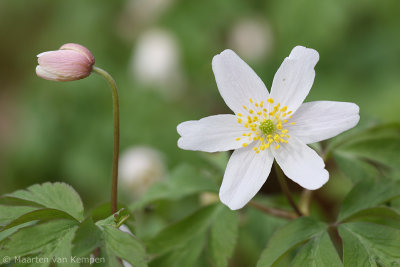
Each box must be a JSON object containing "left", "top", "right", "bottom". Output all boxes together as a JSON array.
[{"left": 259, "top": 119, "right": 275, "bottom": 135}]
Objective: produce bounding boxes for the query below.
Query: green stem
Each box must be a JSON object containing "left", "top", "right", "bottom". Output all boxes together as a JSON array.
[
  {"left": 274, "top": 164, "right": 303, "bottom": 217},
  {"left": 249, "top": 201, "right": 298, "bottom": 220},
  {"left": 93, "top": 66, "right": 120, "bottom": 214},
  {"left": 299, "top": 189, "right": 312, "bottom": 216}
]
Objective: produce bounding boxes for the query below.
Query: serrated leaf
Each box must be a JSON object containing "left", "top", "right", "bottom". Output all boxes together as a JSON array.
[
  {"left": 146, "top": 204, "right": 219, "bottom": 255},
  {"left": 209, "top": 205, "right": 239, "bottom": 267},
  {"left": 102, "top": 226, "right": 147, "bottom": 267},
  {"left": 149, "top": 234, "right": 205, "bottom": 267},
  {"left": 72, "top": 210, "right": 148, "bottom": 267},
  {"left": 339, "top": 222, "right": 400, "bottom": 266},
  {"left": 0, "top": 205, "right": 37, "bottom": 226},
  {"left": 95, "top": 209, "right": 127, "bottom": 228},
  {"left": 90, "top": 203, "right": 130, "bottom": 222},
  {"left": 130, "top": 165, "right": 218, "bottom": 210},
  {"left": 256, "top": 217, "right": 327, "bottom": 267},
  {"left": 0, "top": 221, "right": 36, "bottom": 243},
  {"left": 3, "top": 182, "right": 84, "bottom": 221},
  {"left": 338, "top": 180, "right": 400, "bottom": 222},
  {"left": 291, "top": 232, "right": 342, "bottom": 267},
  {"left": 0, "top": 219, "right": 79, "bottom": 266},
  {"left": 1, "top": 208, "right": 78, "bottom": 232}
]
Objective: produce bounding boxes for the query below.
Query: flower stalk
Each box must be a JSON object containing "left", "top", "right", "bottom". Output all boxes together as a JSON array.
[
  {"left": 249, "top": 201, "right": 298, "bottom": 220},
  {"left": 92, "top": 66, "right": 120, "bottom": 214},
  {"left": 299, "top": 189, "right": 312, "bottom": 216},
  {"left": 274, "top": 164, "right": 303, "bottom": 217}
]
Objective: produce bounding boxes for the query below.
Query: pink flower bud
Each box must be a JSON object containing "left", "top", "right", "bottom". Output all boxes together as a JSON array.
[{"left": 36, "top": 43, "right": 95, "bottom": 81}]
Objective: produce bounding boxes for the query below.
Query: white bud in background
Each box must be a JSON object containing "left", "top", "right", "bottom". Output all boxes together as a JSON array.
[
  {"left": 227, "top": 18, "right": 274, "bottom": 62},
  {"left": 119, "top": 146, "right": 166, "bottom": 198},
  {"left": 130, "top": 29, "right": 184, "bottom": 100}
]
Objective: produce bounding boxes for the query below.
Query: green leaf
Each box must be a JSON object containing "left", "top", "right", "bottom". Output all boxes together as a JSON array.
[
  {"left": 0, "top": 219, "right": 79, "bottom": 266},
  {"left": 209, "top": 205, "right": 239, "bottom": 267},
  {"left": 328, "top": 123, "right": 400, "bottom": 154},
  {"left": 330, "top": 123, "right": 400, "bottom": 181},
  {"left": 339, "top": 222, "right": 400, "bottom": 266},
  {"left": 101, "top": 226, "right": 147, "bottom": 267},
  {"left": 333, "top": 151, "right": 379, "bottom": 183},
  {"left": 95, "top": 208, "right": 128, "bottom": 228},
  {"left": 338, "top": 136, "right": 400, "bottom": 171},
  {"left": 149, "top": 234, "right": 205, "bottom": 267},
  {"left": 342, "top": 206, "right": 400, "bottom": 228},
  {"left": 1, "top": 208, "right": 78, "bottom": 232},
  {"left": 257, "top": 217, "right": 327, "bottom": 267},
  {"left": 71, "top": 212, "right": 147, "bottom": 267},
  {"left": 291, "top": 232, "right": 342, "bottom": 267},
  {"left": 130, "top": 164, "right": 218, "bottom": 210},
  {"left": 0, "top": 205, "right": 37, "bottom": 226},
  {"left": 146, "top": 204, "right": 220, "bottom": 255},
  {"left": 89, "top": 202, "right": 130, "bottom": 222},
  {"left": 72, "top": 218, "right": 103, "bottom": 257},
  {"left": 0, "top": 221, "right": 36, "bottom": 243},
  {"left": 3, "top": 182, "right": 84, "bottom": 221},
  {"left": 338, "top": 180, "right": 400, "bottom": 222}
]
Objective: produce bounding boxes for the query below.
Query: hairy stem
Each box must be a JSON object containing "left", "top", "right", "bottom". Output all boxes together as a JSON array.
[
  {"left": 93, "top": 66, "right": 120, "bottom": 214},
  {"left": 274, "top": 164, "right": 303, "bottom": 217},
  {"left": 249, "top": 201, "right": 298, "bottom": 220}
]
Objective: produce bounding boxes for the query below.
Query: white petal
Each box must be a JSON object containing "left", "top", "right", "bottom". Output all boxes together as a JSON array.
[
  {"left": 272, "top": 137, "right": 328, "bottom": 190},
  {"left": 35, "top": 65, "right": 60, "bottom": 81},
  {"left": 212, "top": 49, "right": 269, "bottom": 113},
  {"left": 270, "top": 46, "right": 319, "bottom": 113},
  {"left": 177, "top": 114, "right": 250, "bottom": 152},
  {"left": 219, "top": 143, "right": 274, "bottom": 210},
  {"left": 287, "top": 101, "right": 360, "bottom": 144}
]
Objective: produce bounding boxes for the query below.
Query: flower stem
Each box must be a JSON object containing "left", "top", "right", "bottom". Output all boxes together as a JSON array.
[
  {"left": 92, "top": 66, "right": 120, "bottom": 214},
  {"left": 299, "top": 189, "right": 312, "bottom": 216},
  {"left": 274, "top": 164, "right": 303, "bottom": 217},
  {"left": 249, "top": 201, "right": 298, "bottom": 220}
]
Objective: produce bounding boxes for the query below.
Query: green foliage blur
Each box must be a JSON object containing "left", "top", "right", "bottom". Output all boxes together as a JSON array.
[{"left": 1, "top": 0, "right": 400, "bottom": 266}]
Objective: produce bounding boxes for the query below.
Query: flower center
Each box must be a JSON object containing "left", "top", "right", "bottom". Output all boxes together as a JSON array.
[
  {"left": 234, "top": 97, "right": 295, "bottom": 153},
  {"left": 259, "top": 119, "right": 275, "bottom": 135}
]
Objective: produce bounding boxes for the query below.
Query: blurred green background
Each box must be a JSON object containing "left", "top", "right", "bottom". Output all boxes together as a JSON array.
[{"left": 1, "top": 0, "right": 400, "bottom": 208}]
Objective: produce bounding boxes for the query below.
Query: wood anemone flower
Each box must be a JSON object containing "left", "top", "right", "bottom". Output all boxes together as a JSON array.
[
  {"left": 177, "top": 46, "right": 360, "bottom": 210},
  {"left": 36, "top": 43, "right": 95, "bottom": 82}
]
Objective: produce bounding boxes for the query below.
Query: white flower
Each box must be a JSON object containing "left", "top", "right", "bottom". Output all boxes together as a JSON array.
[
  {"left": 177, "top": 46, "right": 360, "bottom": 210},
  {"left": 228, "top": 18, "right": 273, "bottom": 62},
  {"left": 119, "top": 146, "right": 166, "bottom": 197},
  {"left": 130, "top": 29, "right": 184, "bottom": 99}
]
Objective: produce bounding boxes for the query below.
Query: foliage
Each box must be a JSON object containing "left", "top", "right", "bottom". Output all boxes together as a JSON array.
[
  {"left": 0, "top": 183, "right": 147, "bottom": 267},
  {"left": 1, "top": 122, "right": 400, "bottom": 266}
]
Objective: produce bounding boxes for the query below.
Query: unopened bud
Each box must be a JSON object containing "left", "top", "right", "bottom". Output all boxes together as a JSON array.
[{"left": 36, "top": 43, "right": 95, "bottom": 81}]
